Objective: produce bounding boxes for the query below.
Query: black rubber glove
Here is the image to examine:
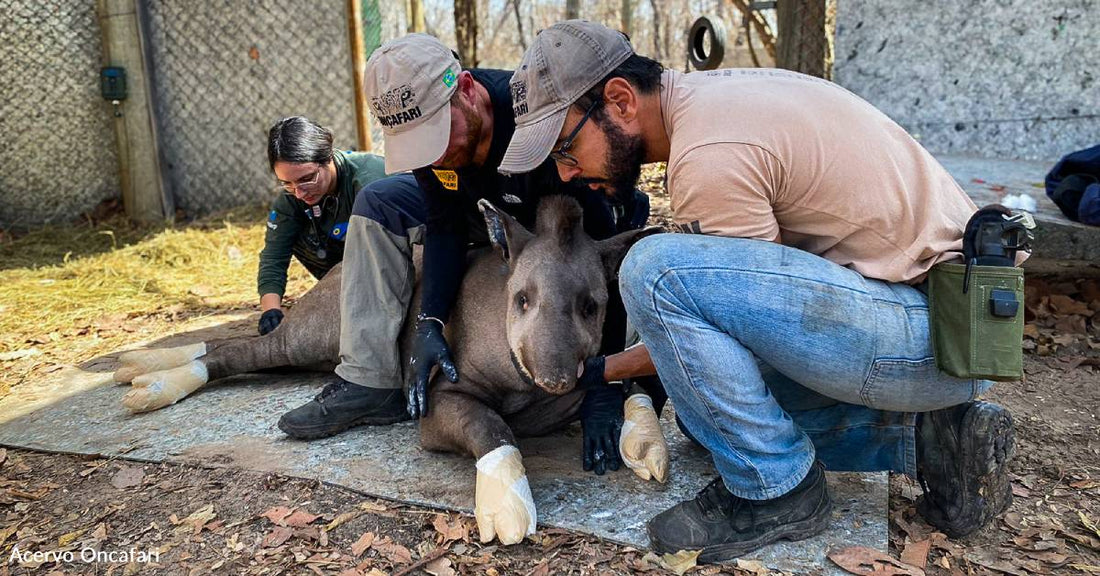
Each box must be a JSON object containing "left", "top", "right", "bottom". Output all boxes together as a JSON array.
[
  {"left": 408, "top": 314, "right": 458, "bottom": 419},
  {"left": 579, "top": 382, "right": 625, "bottom": 475},
  {"left": 258, "top": 309, "right": 284, "bottom": 336},
  {"left": 576, "top": 355, "right": 607, "bottom": 390}
]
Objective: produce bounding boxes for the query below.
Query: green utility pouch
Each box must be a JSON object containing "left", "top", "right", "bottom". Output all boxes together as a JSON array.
[{"left": 928, "top": 262, "right": 1025, "bottom": 381}]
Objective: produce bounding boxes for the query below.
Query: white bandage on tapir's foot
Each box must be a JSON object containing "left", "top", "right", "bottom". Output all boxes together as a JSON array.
[
  {"left": 114, "top": 342, "right": 207, "bottom": 383},
  {"left": 620, "top": 394, "right": 670, "bottom": 483},
  {"left": 474, "top": 445, "right": 536, "bottom": 545},
  {"left": 122, "top": 360, "right": 209, "bottom": 413}
]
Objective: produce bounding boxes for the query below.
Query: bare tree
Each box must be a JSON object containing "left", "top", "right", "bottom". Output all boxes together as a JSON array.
[
  {"left": 454, "top": 0, "right": 478, "bottom": 66},
  {"left": 621, "top": 0, "right": 632, "bottom": 36},
  {"left": 566, "top": 0, "right": 581, "bottom": 19},
  {"left": 513, "top": 0, "right": 527, "bottom": 50},
  {"left": 407, "top": 0, "right": 425, "bottom": 32}
]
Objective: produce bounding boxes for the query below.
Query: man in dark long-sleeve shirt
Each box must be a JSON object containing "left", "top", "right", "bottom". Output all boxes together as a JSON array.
[{"left": 362, "top": 34, "right": 647, "bottom": 475}]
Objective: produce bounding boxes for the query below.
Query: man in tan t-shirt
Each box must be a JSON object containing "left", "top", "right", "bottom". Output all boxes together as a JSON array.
[{"left": 498, "top": 20, "right": 1015, "bottom": 562}]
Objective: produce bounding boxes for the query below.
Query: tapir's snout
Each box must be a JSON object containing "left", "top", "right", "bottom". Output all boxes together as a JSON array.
[{"left": 512, "top": 342, "right": 586, "bottom": 396}]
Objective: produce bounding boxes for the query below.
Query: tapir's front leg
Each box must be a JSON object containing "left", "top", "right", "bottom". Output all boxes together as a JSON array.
[{"left": 420, "top": 390, "right": 536, "bottom": 545}]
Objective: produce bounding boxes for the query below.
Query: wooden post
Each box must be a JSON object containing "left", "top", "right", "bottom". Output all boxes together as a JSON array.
[
  {"left": 347, "top": 0, "right": 374, "bottom": 153},
  {"left": 407, "top": 0, "right": 425, "bottom": 33},
  {"left": 96, "top": 0, "right": 171, "bottom": 225}
]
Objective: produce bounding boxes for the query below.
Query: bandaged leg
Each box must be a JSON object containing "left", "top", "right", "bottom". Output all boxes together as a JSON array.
[
  {"left": 114, "top": 342, "right": 207, "bottom": 383},
  {"left": 122, "top": 360, "right": 209, "bottom": 413},
  {"left": 620, "top": 394, "right": 669, "bottom": 483},
  {"left": 474, "top": 445, "right": 536, "bottom": 545}
]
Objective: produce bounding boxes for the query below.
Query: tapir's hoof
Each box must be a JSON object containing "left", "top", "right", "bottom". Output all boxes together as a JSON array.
[
  {"left": 474, "top": 446, "right": 537, "bottom": 545},
  {"left": 121, "top": 361, "right": 208, "bottom": 414},
  {"left": 114, "top": 342, "right": 207, "bottom": 383}
]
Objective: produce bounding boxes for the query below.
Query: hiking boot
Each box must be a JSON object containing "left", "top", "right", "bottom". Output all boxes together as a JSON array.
[
  {"left": 277, "top": 379, "right": 410, "bottom": 439},
  {"left": 916, "top": 401, "right": 1015, "bottom": 538},
  {"left": 647, "top": 460, "right": 831, "bottom": 562}
]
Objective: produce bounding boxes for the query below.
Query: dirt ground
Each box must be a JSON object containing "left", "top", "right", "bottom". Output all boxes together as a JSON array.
[{"left": 2, "top": 170, "right": 1099, "bottom": 575}]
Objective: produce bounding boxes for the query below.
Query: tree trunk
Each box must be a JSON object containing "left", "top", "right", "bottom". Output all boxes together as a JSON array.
[
  {"left": 513, "top": 0, "right": 527, "bottom": 50},
  {"left": 776, "top": 0, "right": 826, "bottom": 77},
  {"left": 406, "top": 0, "right": 424, "bottom": 32},
  {"left": 566, "top": 0, "right": 580, "bottom": 20},
  {"left": 454, "top": 0, "right": 478, "bottom": 67},
  {"left": 620, "top": 0, "right": 632, "bottom": 36},
  {"left": 648, "top": 0, "right": 662, "bottom": 59}
]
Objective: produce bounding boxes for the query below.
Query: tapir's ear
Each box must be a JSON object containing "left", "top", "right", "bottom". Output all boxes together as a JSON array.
[
  {"left": 596, "top": 226, "right": 663, "bottom": 280},
  {"left": 478, "top": 199, "right": 534, "bottom": 263}
]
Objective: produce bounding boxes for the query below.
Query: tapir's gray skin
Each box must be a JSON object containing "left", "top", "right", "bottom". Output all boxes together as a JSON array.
[
  {"left": 419, "top": 197, "right": 656, "bottom": 459},
  {"left": 125, "top": 197, "right": 654, "bottom": 457}
]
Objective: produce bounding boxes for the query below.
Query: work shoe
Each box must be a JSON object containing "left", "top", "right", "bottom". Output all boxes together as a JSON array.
[
  {"left": 277, "top": 379, "right": 410, "bottom": 439},
  {"left": 916, "top": 401, "right": 1015, "bottom": 538},
  {"left": 647, "top": 460, "right": 831, "bottom": 562}
]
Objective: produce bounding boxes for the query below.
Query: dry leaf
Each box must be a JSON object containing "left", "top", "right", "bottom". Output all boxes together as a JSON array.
[
  {"left": 1081, "top": 511, "right": 1100, "bottom": 539},
  {"left": 1049, "top": 294, "right": 1093, "bottom": 316},
  {"left": 0, "top": 448, "right": 6, "bottom": 466},
  {"left": 432, "top": 514, "right": 469, "bottom": 543},
  {"left": 58, "top": 528, "right": 88, "bottom": 547},
  {"left": 900, "top": 538, "right": 932, "bottom": 569},
  {"left": 110, "top": 466, "right": 144, "bottom": 489},
  {"left": 92, "top": 523, "right": 108, "bottom": 541},
  {"left": 425, "top": 557, "right": 457, "bottom": 576},
  {"left": 284, "top": 509, "right": 321, "bottom": 527},
  {"left": 372, "top": 536, "right": 412, "bottom": 564},
  {"left": 827, "top": 546, "right": 924, "bottom": 576},
  {"left": 325, "top": 510, "right": 361, "bottom": 531},
  {"left": 1070, "top": 480, "right": 1100, "bottom": 490},
  {"left": 261, "top": 506, "right": 294, "bottom": 525},
  {"left": 248, "top": 46, "right": 260, "bottom": 60},
  {"left": 262, "top": 526, "right": 293, "bottom": 548},
  {"left": 1023, "top": 324, "right": 1040, "bottom": 339},
  {"left": 735, "top": 558, "right": 771, "bottom": 575},
  {"left": 964, "top": 551, "right": 1028, "bottom": 576},
  {"left": 351, "top": 532, "right": 376, "bottom": 557},
  {"left": 173, "top": 504, "right": 216, "bottom": 535},
  {"left": 659, "top": 549, "right": 702, "bottom": 575}
]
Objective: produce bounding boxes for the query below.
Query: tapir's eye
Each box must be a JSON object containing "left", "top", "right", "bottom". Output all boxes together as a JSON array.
[
  {"left": 581, "top": 296, "right": 598, "bottom": 318},
  {"left": 516, "top": 292, "right": 529, "bottom": 312}
]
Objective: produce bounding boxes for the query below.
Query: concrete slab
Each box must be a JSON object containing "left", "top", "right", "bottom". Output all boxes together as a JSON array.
[
  {"left": 936, "top": 154, "right": 1100, "bottom": 264},
  {"left": 0, "top": 368, "right": 887, "bottom": 574}
]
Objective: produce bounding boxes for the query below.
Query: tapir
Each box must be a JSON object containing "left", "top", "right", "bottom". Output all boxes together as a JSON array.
[{"left": 114, "top": 196, "right": 668, "bottom": 545}]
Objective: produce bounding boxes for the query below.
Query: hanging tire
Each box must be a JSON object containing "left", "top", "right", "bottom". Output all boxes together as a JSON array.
[{"left": 688, "top": 16, "right": 726, "bottom": 71}]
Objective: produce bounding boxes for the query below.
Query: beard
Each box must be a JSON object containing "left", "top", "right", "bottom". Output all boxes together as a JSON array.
[
  {"left": 434, "top": 99, "right": 482, "bottom": 168},
  {"left": 577, "top": 119, "right": 645, "bottom": 205}
]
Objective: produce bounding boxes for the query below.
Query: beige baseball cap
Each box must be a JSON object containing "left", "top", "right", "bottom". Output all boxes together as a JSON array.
[
  {"left": 498, "top": 20, "right": 634, "bottom": 175},
  {"left": 363, "top": 33, "right": 461, "bottom": 174}
]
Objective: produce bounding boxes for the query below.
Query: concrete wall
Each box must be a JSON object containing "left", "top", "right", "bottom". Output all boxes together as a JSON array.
[
  {"left": 833, "top": 0, "right": 1099, "bottom": 161},
  {"left": 0, "top": 1, "right": 121, "bottom": 230}
]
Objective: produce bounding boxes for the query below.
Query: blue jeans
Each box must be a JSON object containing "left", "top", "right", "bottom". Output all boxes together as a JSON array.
[{"left": 619, "top": 234, "right": 992, "bottom": 500}]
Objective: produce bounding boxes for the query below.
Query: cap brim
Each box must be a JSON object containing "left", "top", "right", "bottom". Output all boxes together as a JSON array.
[
  {"left": 498, "top": 107, "right": 569, "bottom": 175},
  {"left": 382, "top": 104, "right": 452, "bottom": 174}
]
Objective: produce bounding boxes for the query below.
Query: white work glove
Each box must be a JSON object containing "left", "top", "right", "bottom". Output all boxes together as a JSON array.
[
  {"left": 122, "top": 360, "right": 209, "bottom": 413},
  {"left": 114, "top": 342, "right": 206, "bottom": 383},
  {"left": 474, "top": 445, "right": 536, "bottom": 545},
  {"left": 619, "top": 394, "right": 669, "bottom": 483}
]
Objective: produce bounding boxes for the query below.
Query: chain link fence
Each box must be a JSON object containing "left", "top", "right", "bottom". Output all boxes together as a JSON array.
[
  {"left": 776, "top": 0, "right": 833, "bottom": 79},
  {"left": 0, "top": 0, "right": 120, "bottom": 230},
  {"left": 143, "top": 1, "right": 361, "bottom": 216}
]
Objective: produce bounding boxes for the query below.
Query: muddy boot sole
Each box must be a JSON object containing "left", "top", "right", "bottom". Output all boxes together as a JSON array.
[{"left": 918, "top": 402, "right": 1015, "bottom": 538}]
